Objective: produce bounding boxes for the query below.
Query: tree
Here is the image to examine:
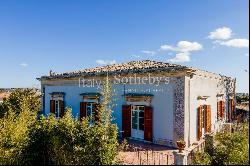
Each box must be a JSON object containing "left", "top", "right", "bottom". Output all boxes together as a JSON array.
[
  {"left": 0, "top": 110, "right": 37, "bottom": 164},
  {"left": 0, "top": 76, "right": 119, "bottom": 165},
  {"left": 0, "top": 88, "right": 41, "bottom": 117},
  {"left": 22, "top": 76, "right": 118, "bottom": 165},
  {"left": 81, "top": 75, "right": 118, "bottom": 165}
]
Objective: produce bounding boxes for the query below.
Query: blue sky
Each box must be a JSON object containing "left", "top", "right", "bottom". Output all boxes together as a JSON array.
[{"left": 0, "top": 0, "right": 249, "bottom": 92}]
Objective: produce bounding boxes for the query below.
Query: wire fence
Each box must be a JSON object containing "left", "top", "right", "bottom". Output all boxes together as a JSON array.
[{"left": 118, "top": 146, "right": 174, "bottom": 165}]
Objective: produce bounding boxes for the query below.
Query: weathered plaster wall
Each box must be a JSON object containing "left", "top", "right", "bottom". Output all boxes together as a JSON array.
[
  {"left": 186, "top": 70, "right": 236, "bottom": 146},
  {"left": 41, "top": 69, "right": 235, "bottom": 148},
  {"left": 43, "top": 79, "right": 176, "bottom": 146}
]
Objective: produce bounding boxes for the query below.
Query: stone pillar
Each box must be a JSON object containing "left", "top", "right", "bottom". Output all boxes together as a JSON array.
[
  {"left": 173, "top": 77, "right": 185, "bottom": 147},
  {"left": 173, "top": 150, "right": 188, "bottom": 165}
]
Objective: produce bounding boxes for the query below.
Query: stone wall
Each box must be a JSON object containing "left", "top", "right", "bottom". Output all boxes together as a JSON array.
[{"left": 173, "top": 77, "right": 185, "bottom": 146}]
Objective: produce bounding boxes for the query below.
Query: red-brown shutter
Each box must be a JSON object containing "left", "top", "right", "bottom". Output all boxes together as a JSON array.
[
  {"left": 217, "top": 101, "right": 225, "bottom": 120},
  {"left": 59, "top": 100, "right": 64, "bottom": 117},
  {"left": 122, "top": 105, "right": 131, "bottom": 138},
  {"left": 227, "top": 100, "right": 230, "bottom": 122},
  {"left": 228, "top": 99, "right": 234, "bottom": 122},
  {"left": 80, "top": 102, "right": 87, "bottom": 121},
  {"left": 221, "top": 101, "right": 225, "bottom": 119},
  {"left": 231, "top": 99, "right": 235, "bottom": 120},
  {"left": 50, "top": 100, "right": 55, "bottom": 114},
  {"left": 205, "top": 105, "right": 211, "bottom": 133},
  {"left": 217, "top": 101, "right": 221, "bottom": 120},
  {"left": 93, "top": 103, "right": 100, "bottom": 122},
  {"left": 197, "top": 106, "right": 202, "bottom": 140},
  {"left": 144, "top": 106, "right": 153, "bottom": 142}
]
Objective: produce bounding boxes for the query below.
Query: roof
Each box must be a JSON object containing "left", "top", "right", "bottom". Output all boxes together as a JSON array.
[{"left": 38, "top": 60, "right": 195, "bottom": 80}]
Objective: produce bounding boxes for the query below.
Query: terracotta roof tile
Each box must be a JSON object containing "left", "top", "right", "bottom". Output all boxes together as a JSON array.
[{"left": 39, "top": 60, "right": 194, "bottom": 80}]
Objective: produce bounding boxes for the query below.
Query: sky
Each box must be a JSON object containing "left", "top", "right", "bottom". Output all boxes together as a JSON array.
[{"left": 0, "top": 0, "right": 249, "bottom": 92}]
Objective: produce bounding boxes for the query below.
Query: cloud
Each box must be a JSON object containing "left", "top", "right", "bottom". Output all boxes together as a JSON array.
[
  {"left": 20, "top": 63, "right": 28, "bottom": 67},
  {"left": 131, "top": 40, "right": 202, "bottom": 62},
  {"left": 96, "top": 60, "right": 116, "bottom": 65},
  {"left": 208, "top": 27, "right": 232, "bottom": 40},
  {"left": 168, "top": 52, "right": 190, "bottom": 63},
  {"left": 160, "top": 41, "right": 203, "bottom": 52},
  {"left": 141, "top": 50, "right": 157, "bottom": 56},
  {"left": 160, "top": 41, "right": 202, "bottom": 63},
  {"left": 219, "top": 39, "right": 249, "bottom": 48},
  {"left": 176, "top": 41, "right": 203, "bottom": 52},
  {"left": 160, "top": 45, "right": 174, "bottom": 51},
  {"left": 131, "top": 54, "right": 141, "bottom": 58},
  {"left": 130, "top": 50, "right": 156, "bottom": 58},
  {"left": 208, "top": 27, "right": 248, "bottom": 49}
]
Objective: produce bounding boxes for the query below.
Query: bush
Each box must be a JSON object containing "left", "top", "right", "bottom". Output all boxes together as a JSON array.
[
  {"left": 0, "top": 88, "right": 41, "bottom": 117},
  {"left": 193, "top": 123, "right": 249, "bottom": 165},
  {"left": 21, "top": 108, "right": 117, "bottom": 165},
  {"left": 0, "top": 77, "right": 119, "bottom": 165},
  {"left": 0, "top": 110, "right": 36, "bottom": 164},
  {"left": 193, "top": 151, "right": 211, "bottom": 165}
]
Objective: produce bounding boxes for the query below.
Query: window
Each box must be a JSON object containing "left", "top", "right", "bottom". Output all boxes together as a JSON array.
[
  {"left": 86, "top": 102, "right": 94, "bottom": 117},
  {"left": 50, "top": 93, "right": 65, "bottom": 118},
  {"left": 55, "top": 100, "right": 61, "bottom": 118},
  {"left": 198, "top": 104, "right": 212, "bottom": 139},
  {"left": 201, "top": 105, "right": 206, "bottom": 128},
  {"left": 138, "top": 111, "right": 144, "bottom": 131},
  {"left": 86, "top": 102, "right": 98, "bottom": 123},
  {"left": 132, "top": 111, "right": 138, "bottom": 130},
  {"left": 131, "top": 106, "right": 145, "bottom": 131}
]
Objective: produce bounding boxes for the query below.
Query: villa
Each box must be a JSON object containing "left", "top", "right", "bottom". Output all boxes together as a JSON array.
[{"left": 37, "top": 60, "right": 236, "bottom": 148}]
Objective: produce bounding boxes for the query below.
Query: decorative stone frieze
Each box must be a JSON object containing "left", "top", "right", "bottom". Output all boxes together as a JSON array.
[
  {"left": 124, "top": 93, "right": 153, "bottom": 103},
  {"left": 49, "top": 92, "right": 65, "bottom": 100},
  {"left": 173, "top": 77, "right": 185, "bottom": 145}
]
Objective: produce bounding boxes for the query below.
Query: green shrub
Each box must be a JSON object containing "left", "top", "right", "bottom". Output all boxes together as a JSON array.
[
  {"left": 0, "top": 88, "right": 41, "bottom": 117},
  {"left": 0, "top": 76, "right": 119, "bottom": 165},
  {"left": 193, "top": 151, "right": 211, "bottom": 165},
  {"left": 0, "top": 110, "right": 36, "bottom": 164},
  {"left": 193, "top": 123, "right": 249, "bottom": 165}
]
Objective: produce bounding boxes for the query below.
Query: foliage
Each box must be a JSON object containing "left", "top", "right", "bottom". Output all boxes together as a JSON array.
[
  {"left": 193, "top": 123, "right": 249, "bottom": 165},
  {"left": 118, "top": 139, "right": 129, "bottom": 152},
  {"left": 213, "top": 123, "right": 249, "bottom": 165},
  {"left": 21, "top": 108, "right": 118, "bottom": 165},
  {"left": 0, "top": 76, "right": 119, "bottom": 165},
  {"left": 236, "top": 94, "right": 249, "bottom": 103},
  {"left": 0, "top": 88, "right": 41, "bottom": 117},
  {"left": 193, "top": 151, "right": 211, "bottom": 165},
  {"left": 0, "top": 110, "right": 37, "bottom": 164}
]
